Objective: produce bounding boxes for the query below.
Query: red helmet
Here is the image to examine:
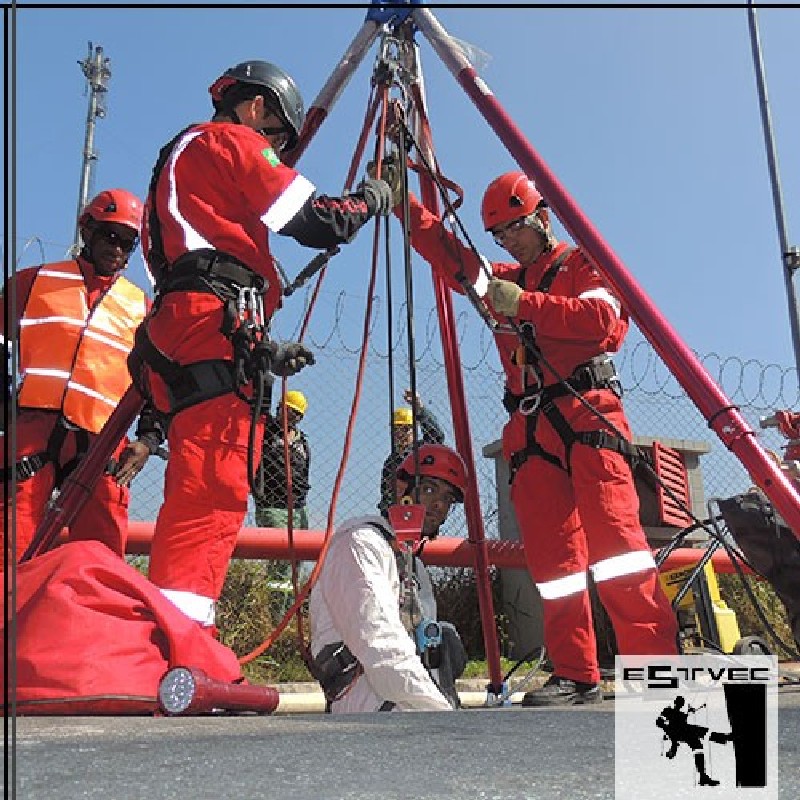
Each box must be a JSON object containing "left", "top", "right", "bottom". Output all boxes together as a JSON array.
[
  {"left": 396, "top": 444, "right": 468, "bottom": 502},
  {"left": 78, "top": 189, "right": 143, "bottom": 234},
  {"left": 481, "top": 171, "right": 545, "bottom": 231}
]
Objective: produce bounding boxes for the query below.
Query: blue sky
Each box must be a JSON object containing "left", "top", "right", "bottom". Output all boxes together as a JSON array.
[{"left": 9, "top": 3, "right": 800, "bottom": 371}]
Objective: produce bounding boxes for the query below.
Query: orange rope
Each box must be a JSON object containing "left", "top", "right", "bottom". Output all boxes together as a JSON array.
[{"left": 239, "top": 82, "right": 392, "bottom": 666}]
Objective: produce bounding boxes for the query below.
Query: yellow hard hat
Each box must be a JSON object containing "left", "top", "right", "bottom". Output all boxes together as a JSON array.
[
  {"left": 283, "top": 390, "right": 308, "bottom": 416},
  {"left": 393, "top": 407, "right": 413, "bottom": 426}
]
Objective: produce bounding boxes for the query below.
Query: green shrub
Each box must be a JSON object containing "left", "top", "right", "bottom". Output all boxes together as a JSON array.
[
  {"left": 718, "top": 573, "right": 795, "bottom": 655},
  {"left": 217, "top": 560, "right": 313, "bottom": 684}
]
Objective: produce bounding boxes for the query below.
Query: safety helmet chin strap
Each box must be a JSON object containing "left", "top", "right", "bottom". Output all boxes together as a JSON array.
[
  {"left": 78, "top": 223, "right": 104, "bottom": 267},
  {"left": 526, "top": 210, "right": 556, "bottom": 252}
]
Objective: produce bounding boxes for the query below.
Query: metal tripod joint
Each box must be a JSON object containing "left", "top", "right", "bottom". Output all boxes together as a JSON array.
[
  {"left": 365, "top": 0, "right": 420, "bottom": 27},
  {"left": 373, "top": 22, "right": 419, "bottom": 95}
]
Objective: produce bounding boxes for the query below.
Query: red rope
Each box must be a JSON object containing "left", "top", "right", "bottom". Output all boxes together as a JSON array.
[{"left": 239, "top": 83, "right": 392, "bottom": 666}]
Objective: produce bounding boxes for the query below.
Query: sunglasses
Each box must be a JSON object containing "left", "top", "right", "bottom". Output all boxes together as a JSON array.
[
  {"left": 96, "top": 227, "right": 139, "bottom": 252},
  {"left": 259, "top": 126, "right": 291, "bottom": 153},
  {"left": 490, "top": 217, "right": 529, "bottom": 246}
]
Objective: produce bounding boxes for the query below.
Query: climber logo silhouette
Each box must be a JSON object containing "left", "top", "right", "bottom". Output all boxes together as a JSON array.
[{"left": 614, "top": 655, "right": 778, "bottom": 799}]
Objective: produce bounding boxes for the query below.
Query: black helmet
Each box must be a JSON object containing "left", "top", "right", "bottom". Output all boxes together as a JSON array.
[{"left": 209, "top": 60, "right": 305, "bottom": 150}]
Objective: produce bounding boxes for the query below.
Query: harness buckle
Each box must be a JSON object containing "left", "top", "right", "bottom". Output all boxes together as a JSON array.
[
  {"left": 237, "top": 286, "right": 267, "bottom": 328},
  {"left": 518, "top": 391, "right": 542, "bottom": 416}
]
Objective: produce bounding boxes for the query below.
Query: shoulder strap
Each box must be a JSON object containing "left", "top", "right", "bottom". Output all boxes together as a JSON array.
[
  {"left": 145, "top": 124, "right": 198, "bottom": 286},
  {"left": 515, "top": 246, "right": 574, "bottom": 294},
  {"left": 536, "top": 246, "right": 575, "bottom": 294}
]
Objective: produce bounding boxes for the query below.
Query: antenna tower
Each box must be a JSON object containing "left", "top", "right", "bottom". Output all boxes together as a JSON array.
[{"left": 72, "top": 42, "right": 111, "bottom": 253}]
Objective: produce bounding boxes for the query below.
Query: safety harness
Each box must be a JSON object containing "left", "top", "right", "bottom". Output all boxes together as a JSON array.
[
  {"left": 127, "top": 125, "right": 274, "bottom": 418},
  {"left": 504, "top": 248, "right": 642, "bottom": 482},
  {"left": 3, "top": 401, "right": 167, "bottom": 487},
  {"left": 308, "top": 520, "right": 422, "bottom": 712},
  {"left": 1, "top": 418, "right": 88, "bottom": 486}
]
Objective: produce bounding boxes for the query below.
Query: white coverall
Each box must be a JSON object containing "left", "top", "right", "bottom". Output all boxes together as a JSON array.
[{"left": 309, "top": 516, "right": 452, "bottom": 713}]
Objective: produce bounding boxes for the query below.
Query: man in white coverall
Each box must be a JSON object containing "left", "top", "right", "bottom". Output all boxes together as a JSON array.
[{"left": 309, "top": 443, "right": 468, "bottom": 713}]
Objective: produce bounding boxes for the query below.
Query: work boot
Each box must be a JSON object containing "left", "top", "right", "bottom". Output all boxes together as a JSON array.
[
  {"left": 695, "top": 754, "right": 719, "bottom": 786},
  {"left": 521, "top": 675, "right": 603, "bottom": 707}
]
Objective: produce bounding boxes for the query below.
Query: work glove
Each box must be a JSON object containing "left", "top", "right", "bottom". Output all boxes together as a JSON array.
[
  {"left": 366, "top": 157, "right": 403, "bottom": 208},
  {"left": 360, "top": 177, "right": 393, "bottom": 217},
  {"left": 486, "top": 278, "right": 523, "bottom": 317},
  {"left": 271, "top": 342, "right": 316, "bottom": 376}
]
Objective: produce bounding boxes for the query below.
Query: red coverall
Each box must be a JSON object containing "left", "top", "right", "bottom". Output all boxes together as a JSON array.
[
  {"left": 1, "top": 259, "right": 136, "bottom": 561},
  {"left": 142, "top": 122, "right": 373, "bottom": 625},
  {"left": 404, "top": 196, "right": 678, "bottom": 684}
]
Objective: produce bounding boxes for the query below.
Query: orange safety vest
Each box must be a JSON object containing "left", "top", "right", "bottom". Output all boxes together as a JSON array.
[{"left": 17, "top": 260, "right": 148, "bottom": 434}]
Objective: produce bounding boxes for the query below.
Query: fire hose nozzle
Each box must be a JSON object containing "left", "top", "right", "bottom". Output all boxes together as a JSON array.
[{"left": 158, "top": 667, "right": 279, "bottom": 716}]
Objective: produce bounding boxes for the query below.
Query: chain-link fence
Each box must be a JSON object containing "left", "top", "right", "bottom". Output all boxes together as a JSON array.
[{"left": 129, "top": 290, "right": 800, "bottom": 544}]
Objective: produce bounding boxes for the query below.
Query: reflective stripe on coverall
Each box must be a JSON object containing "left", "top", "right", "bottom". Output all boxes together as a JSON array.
[
  {"left": 1, "top": 259, "right": 145, "bottom": 561},
  {"left": 403, "top": 196, "right": 678, "bottom": 685},
  {"left": 143, "top": 122, "right": 369, "bottom": 624}
]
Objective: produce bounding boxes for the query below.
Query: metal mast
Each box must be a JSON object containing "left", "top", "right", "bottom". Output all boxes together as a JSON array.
[
  {"left": 747, "top": 1, "right": 800, "bottom": 383},
  {"left": 72, "top": 42, "right": 111, "bottom": 253}
]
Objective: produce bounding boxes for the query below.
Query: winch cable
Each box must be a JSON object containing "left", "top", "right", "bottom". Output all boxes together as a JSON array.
[
  {"left": 396, "top": 112, "right": 423, "bottom": 495},
  {"left": 239, "top": 81, "right": 393, "bottom": 667},
  {"left": 393, "top": 115, "right": 796, "bottom": 657},
  {"left": 677, "top": 508, "right": 800, "bottom": 661},
  {"left": 384, "top": 202, "right": 401, "bottom": 499}
]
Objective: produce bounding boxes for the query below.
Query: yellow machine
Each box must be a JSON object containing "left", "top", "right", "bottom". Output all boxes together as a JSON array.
[{"left": 660, "top": 560, "right": 742, "bottom": 654}]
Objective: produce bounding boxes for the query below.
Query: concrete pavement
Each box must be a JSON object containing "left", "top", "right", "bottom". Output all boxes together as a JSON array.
[{"left": 9, "top": 682, "right": 800, "bottom": 800}]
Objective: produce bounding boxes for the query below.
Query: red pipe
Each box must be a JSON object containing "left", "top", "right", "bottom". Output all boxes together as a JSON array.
[
  {"left": 283, "top": 20, "right": 380, "bottom": 169},
  {"left": 409, "top": 94, "right": 504, "bottom": 692},
  {"left": 412, "top": 9, "right": 800, "bottom": 542},
  {"left": 120, "top": 522, "right": 748, "bottom": 575},
  {"left": 22, "top": 385, "right": 145, "bottom": 562}
]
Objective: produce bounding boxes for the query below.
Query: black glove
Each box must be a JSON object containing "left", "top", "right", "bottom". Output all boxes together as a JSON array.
[
  {"left": 360, "top": 177, "right": 393, "bottom": 217},
  {"left": 271, "top": 342, "right": 315, "bottom": 377}
]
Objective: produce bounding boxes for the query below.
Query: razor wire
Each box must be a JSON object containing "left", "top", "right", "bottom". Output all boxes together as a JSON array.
[{"left": 129, "top": 289, "right": 800, "bottom": 541}]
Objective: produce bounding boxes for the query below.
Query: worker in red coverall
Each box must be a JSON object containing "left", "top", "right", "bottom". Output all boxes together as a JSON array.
[
  {"left": 1, "top": 189, "right": 165, "bottom": 563},
  {"left": 392, "top": 169, "right": 678, "bottom": 705},
  {"left": 132, "top": 60, "right": 393, "bottom": 628}
]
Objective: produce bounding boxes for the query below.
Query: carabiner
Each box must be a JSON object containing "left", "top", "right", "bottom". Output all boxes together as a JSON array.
[{"left": 519, "top": 392, "right": 542, "bottom": 417}]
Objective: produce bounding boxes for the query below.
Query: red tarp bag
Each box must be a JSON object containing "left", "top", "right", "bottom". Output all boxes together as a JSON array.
[{"left": 3, "top": 540, "right": 243, "bottom": 715}]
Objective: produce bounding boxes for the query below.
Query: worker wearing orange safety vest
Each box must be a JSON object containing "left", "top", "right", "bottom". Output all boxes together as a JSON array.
[
  {"left": 393, "top": 170, "right": 678, "bottom": 705},
  {"left": 1, "top": 189, "right": 165, "bottom": 562},
  {"left": 132, "top": 60, "right": 393, "bottom": 629}
]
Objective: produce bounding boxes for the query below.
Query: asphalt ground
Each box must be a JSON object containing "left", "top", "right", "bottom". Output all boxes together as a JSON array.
[{"left": 8, "top": 682, "right": 800, "bottom": 800}]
